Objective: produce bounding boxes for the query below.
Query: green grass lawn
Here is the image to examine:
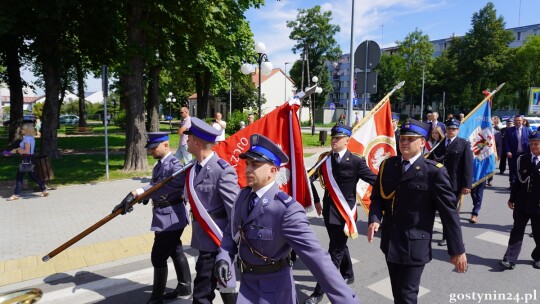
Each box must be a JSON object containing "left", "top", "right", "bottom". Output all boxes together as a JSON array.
[{"left": 0, "top": 130, "right": 326, "bottom": 184}]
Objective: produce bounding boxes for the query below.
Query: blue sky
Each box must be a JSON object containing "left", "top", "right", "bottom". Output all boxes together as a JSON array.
[
  {"left": 24, "top": 0, "right": 539, "bottom": 94},
  {"left": 245, "top": 0, "right": 539, "bottom": 76}
]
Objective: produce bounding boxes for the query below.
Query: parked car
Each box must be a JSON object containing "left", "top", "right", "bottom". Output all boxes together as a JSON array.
[
  {"left": 59, "top": 115, "right": 79, "bottom": 125},
  {"left": 523, "top": 116, "right": 540, "bottom": 131},
  {"left": 2, "top": 114, "right": 37, "bottom": 127}
]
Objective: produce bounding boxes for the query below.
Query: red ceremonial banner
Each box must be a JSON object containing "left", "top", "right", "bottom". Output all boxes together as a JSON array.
[{"left": 213, "top": 101, "right": 313, "bottom": 209}]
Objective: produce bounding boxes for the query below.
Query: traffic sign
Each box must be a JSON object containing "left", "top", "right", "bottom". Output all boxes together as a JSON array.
[
  {"left": 354, "top": 40, "right": 381, "bottom": 71},
  {"left": 356, "top": 71, "right": 378, "bottom": 95},
  {"left": 329, "top": 103, "right": 336, "bottom": 110}
]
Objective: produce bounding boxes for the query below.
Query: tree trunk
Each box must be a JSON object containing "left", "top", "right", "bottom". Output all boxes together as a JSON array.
[
  {"left": 76, "top": 62, "right": 87, "bottom": 127},
  {"left": 123, "top": 0, "right": 148, "bottom": 171},
  {"left": 40, "top": 49, "right": 61, "bottom": 159},
  {"left": 194, "top": 69, "right": 211, "bottom": 119},
  {"left": 2, "top": 35, "right": 24, "bottom": 145},
  {"left": 146, "top": 64, "right": 161, "bottom": 132}
]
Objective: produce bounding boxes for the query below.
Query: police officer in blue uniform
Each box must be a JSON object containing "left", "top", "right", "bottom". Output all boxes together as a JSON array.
[
  {"left": 427, "top": 118, "right": 473, "bottom": 246},
  {"left": 184, "top": 117, "right": 239, "bottom": 304},
  {"left": 305, "top": 123, "right": 376, "bottom": 304},
  {"left": 368, "top": 119, "right": 468, "bottom": 304},
  {"left": 112, "top": 132, "right": 191, "bottom": 304},
  {"left": 499, "top": 131, "right": 540, "bottom": 270},
  {"left": 214, "top": 134, "right": 360, "bottom": 304}
]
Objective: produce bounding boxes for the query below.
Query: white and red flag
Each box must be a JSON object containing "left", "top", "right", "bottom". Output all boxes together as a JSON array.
[
  {"left": 213, "top": 99, "right": 313, "bottom": 209},
  {"left": 348, "top": 100, "right": 397, "bottom": 213}
]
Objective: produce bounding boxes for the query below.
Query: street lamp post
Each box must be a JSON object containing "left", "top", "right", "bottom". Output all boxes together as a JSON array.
[
  {"left": 420, "top": 64, "right": 425, "bottom": 119},
  {"left": 311, "top": 76, "right": 323, "bottom": 135},
  {"left": 166, "top": 92, "right": 176, "bottom": 133},
  {"left": 241, "top": 42, "right": 273, "bottom": 118}
]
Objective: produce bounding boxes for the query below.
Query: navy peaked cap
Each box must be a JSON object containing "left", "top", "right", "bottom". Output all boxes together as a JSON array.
[
  {"left": 240, "top": 134, "right": 289, "bottom": 167},
  {"left": 331, "top": 123, "right": 352, "bottom": 137},
  {"left": 184, "top": 117, "right": 221, "bottom": 142},
  {"left": 400, "top": 119, "right": 430, "bottom": 138},
  {"left": 444, "top": 118, "right": 461, "bottom": 128},
  {"left": 146, "top": 132, "right": 169, "bottom": 148}
]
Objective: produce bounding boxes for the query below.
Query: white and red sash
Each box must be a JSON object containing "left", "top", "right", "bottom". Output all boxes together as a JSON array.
[
  {"left": 321, "top": 157, "right": 359, "bottom": 239},
  {"left": 185, "top": 168, "right": 222, "bottom": 246}
]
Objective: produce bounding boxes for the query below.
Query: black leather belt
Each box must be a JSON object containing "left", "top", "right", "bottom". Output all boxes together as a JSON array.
[
  {"left": 153, "top": 201, "right": 182, "bottom": 208},
  {"left": 239, "top": 257, "right": 292, "bottom": 274}
]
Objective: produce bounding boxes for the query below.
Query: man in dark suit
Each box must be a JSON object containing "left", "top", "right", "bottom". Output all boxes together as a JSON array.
[
  {"left": 430, "top": 111, "right": 446, "bottom": 134},
  {"left": 503, "top": 115, "right": 531, "bottom": 186},
  {"left": 427, "top": 118, "right": 473, "bottom": 246},
  {"left": 305, "top": 123, "right": 377, "bottom": 304},
  {"left": 368, "top": 119, "right": 468, "bottom": 304},
  {"left": 499, "top": 131, "right": 540, "bottom": 270},
  {"left": 499, "top": 119, "right": 513, "bottom": 174},
  {"left": 184, "top": 117, "right": 240, "bottom": 304},
  {"left": 113, "top": 132, "right": 191, "bottom": 304},
  {"left": 214, "top": 134, "right": 360, "bottom": 304}
]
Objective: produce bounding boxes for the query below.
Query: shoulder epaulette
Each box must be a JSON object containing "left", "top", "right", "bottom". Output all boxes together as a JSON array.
[
  {"left": 425, "top": 159, "right": 443, "bottom": 168},
  {"left": 170, "top": 157, "right": 180, "bottom": 165},
  {"left": 217, "top": 159, "right": 230, "bottom": 169},
  {"left": 276, "top": 191, "right": 294, "bottom": 208}
]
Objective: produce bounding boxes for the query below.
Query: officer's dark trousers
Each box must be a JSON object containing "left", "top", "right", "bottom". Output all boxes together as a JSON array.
[
  {"left": 193, "top": 250, "right": 218, "bottom": 304},
  {"left": 503, "top": 209, "right": 540, "bottom": 263},
  {"left": 471, "top": 182, "right": 486, "bottom": 216},
  {"left": 151, "top": 229, "right": 185, "bottom": 268},
  {"left": 387, "top": 262, "right": 425, "bottom": 304},
  {"left": 499, "top": 153, "right": 507, "bottom": 173},
  {"left": 313, "top": 224, "right": 350, "bottom": 295}
]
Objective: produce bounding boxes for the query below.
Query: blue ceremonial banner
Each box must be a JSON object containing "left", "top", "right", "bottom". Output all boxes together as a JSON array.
[{"left": 458, "top": 100, "right": 496, "bottom": 186}]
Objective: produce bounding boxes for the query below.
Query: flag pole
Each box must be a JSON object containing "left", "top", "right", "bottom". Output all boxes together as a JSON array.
[
  {"left": 462, "top": 83, "right": 505, "bottom": 123},
  {"left": 308, "top": 81, "right": 405, "bottom": 178},
  {"left": 352, "top": 81, "right": 405, "bottom": 133}
]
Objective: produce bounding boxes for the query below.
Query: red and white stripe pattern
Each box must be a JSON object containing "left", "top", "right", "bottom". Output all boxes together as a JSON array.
[
  {"left": 321, "top": 158, "right": 359, "bottom": 239},
  {"left": 185, "top": 168, "right": 222, "bottom": 246}
]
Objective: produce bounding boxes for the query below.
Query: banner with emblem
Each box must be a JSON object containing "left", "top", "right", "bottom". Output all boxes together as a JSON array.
[
  {"left": 458, "top": 83, "right": 505, "bottom": 187},
  {"left": 213, "top": 98, "right": 313, "bottom": 209},
  {"left": 347, "top": 99, "right": 397, "bottom": 213}
]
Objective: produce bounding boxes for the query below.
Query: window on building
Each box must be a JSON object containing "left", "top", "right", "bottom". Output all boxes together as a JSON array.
[{"left": 517, "top": 32, "right": 521, "bottom": 41}]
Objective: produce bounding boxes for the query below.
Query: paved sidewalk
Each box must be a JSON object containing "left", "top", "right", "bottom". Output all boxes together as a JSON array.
[{"left": 0, "top": 150, "right": 327, "bottom": 288}]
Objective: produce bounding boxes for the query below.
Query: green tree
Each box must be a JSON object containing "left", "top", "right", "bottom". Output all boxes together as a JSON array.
[
  {"left": 396, "top": 28, "right": 434, "bottom": 118},
  {"left": 287, "top": 5, "right": 341, "bottom": 108},
  {"left": 447, "top": 2, "right": 514, "bottom": 111},
  {"left": 373, "top": 53, "right": 406, "bottom": 109},
  {"left": 217, "top": 73, "right": 259, "bottom": 112}
]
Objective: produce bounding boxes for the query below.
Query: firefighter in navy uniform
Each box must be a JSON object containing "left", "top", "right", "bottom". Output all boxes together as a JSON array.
[
  {"left": 214, "top": 134, "right": 359, "bottom": 304},
  {"left": 499, "top": 131, "right": 540, "bottom": 270},
  {"left": 427, "top": 118, "right": 473, "bottom": 246},
  {"left": 305, "top": 123, "right": 376, "bottom": 304},
  {"left": 112, "top": 132, "right": 191, "bottom": 304},
  {"left": 368, "top": 119, "right": 468, "bottom": 304}
]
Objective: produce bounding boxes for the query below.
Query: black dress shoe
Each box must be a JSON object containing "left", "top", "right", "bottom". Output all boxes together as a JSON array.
[
  {"left": 499, "top": 259, "right": 515, "bottom": 270},
  {"left": 533, "top": 261, "right": 540, "bottom": 269},
  {"left": 344, "top": 277, "right": 355, "bottom": 285},
  {"left": 438, "top": 239, "right": 447, "bottom": 246},
  {"left": 304, "top": 294, "right": 323, "bottom": 304}
]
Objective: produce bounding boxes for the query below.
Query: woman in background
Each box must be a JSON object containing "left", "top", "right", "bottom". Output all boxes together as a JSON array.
[
  {"left": 4, "top": 123, "right": 48, "bottom": 201},
  {"left": 424, "top": 126, "right": 444, "bottom": 155}
]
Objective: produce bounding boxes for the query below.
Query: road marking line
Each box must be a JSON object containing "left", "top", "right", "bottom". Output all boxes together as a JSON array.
[
  {"left": 367, "top": 277, "right": 430, "bottom": 301},
  {"left": 475, "top": 231, "right": 509, "bottom": 246}
]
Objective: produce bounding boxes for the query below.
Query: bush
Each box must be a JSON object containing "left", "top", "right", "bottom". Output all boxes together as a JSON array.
[
  {"left": 114, "top": 110, "right": 127, "bottom": 129},
  {"left": 226, "top": 110, "right": 248, "bottom": 135}
]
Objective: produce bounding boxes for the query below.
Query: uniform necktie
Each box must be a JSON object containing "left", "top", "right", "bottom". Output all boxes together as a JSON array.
[
  {"left": 152, "top": 160, "right": 162, "bottom": 182},
  {"left": 535, "top": 156, "right": 539, "bottom": 166},
  {"left": 446, "top": 138, "right": 451, "bottom": 147},
  {"left": 334, "top": 152, "right": 340, "bottom": 163},
  {"left": 195, "top": 163, "right": 202, "bottom": 175},
  {"left": 402, "top": 160, "right": 410, "bottom": 174},
  {"left": 517, "top": 128, "right": 523, "bottom": 153},
  {"left": 248, "top": 192, "right": 258, "bottom": 213}
]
